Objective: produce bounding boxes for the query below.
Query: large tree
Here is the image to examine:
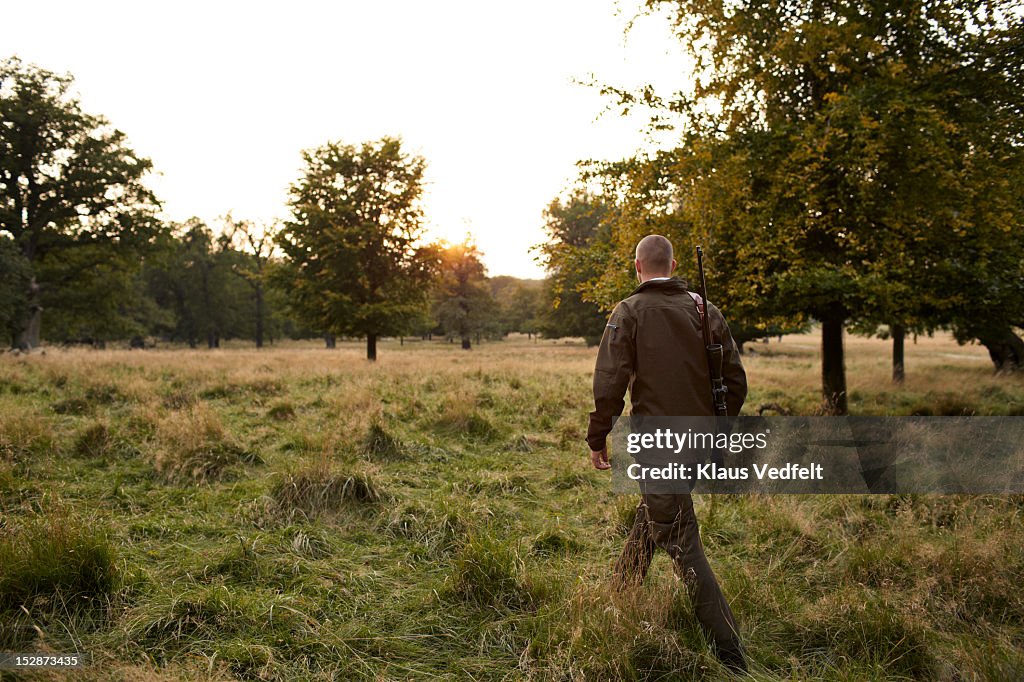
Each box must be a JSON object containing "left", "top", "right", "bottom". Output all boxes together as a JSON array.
[
  {"left": 608, "top": 0, "right": 1024, "bottom": 410},
  {"left": 0, "top": 57, "right": 162, "bottom": 348},
  {"left": 276, "top": 137, "right": 438, "bottom": 360}
]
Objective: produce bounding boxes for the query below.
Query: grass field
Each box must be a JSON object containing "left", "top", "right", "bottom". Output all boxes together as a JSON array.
[{"left": 1, "top": 331, "right": 1023, "bottom": 680}]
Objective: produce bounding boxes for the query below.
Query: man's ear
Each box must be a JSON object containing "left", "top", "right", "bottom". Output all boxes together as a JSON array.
[
  {"left": 671, "top": 258, "right": 678, "bottom": 273},
  {"left": 635, "top": 259, "right": 642, "bottom": 277}
]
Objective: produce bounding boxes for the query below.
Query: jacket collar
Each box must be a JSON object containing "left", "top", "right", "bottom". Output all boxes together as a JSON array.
[{"left": 630, "top": 276, "right": 690, "bottom": 297}]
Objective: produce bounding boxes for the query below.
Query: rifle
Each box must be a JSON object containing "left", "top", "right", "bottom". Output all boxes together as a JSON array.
[{"left": 695, "top": 246, "right": 729, "bottom": 416}]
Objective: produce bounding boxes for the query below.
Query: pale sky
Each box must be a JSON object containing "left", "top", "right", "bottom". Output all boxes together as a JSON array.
[{"left": 3, "top": 1, "right": 689, "bottom": 277}]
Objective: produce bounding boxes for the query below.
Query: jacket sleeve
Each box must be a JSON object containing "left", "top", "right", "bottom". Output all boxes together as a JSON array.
[
  {"left": 708, "top": 302, "right": 747, "bottom": 416},
  {"left": 586, "top": 303, "right": 636, "bottom": 451}
]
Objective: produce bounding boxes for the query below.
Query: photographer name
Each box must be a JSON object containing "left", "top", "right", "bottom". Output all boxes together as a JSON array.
[{"left": 626, "top": 462, "right": 824, "bottom": 481}]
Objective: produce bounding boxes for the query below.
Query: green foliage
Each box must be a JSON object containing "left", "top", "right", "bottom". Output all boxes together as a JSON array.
[
  {"left": 275, "top": 137, "right": 439, "bottom": 359},
  {"left": 0, "top": 235, "right": 30, "bottom": 346},
  {"left": 535, "top": 191, "right": 617, "bottom": 345},
  {"left": 0, "top": 56, "right": 163, "bottom": 348},
  {"left": 585, "top": 0, "right": 1024, "bottom": 407},
  {"left": 433, "top": 239, "right": 499, "bottom": 347}
]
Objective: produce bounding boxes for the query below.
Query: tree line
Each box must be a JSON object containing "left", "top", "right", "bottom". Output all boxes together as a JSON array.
[{"left": 0, "top": 57, "right": 573, "bottom": 357}]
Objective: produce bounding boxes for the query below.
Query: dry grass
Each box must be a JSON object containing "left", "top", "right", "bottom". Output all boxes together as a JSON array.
[{"left": 152, "top": 404, "right": 254, "bottom": 482}]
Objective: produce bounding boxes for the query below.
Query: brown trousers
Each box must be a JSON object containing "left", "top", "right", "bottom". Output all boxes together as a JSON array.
[{"left": 614, "top": 493, "right": 746, "bottom": 667}]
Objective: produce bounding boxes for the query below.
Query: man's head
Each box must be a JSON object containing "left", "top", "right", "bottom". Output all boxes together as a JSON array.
[{"left": 634, "top": 234, "right": 676, "bottom": 282}]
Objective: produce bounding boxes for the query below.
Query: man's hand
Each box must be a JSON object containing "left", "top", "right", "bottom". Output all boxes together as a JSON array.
[{"left": 590, "top": 446, "right": 610, "bottom": 470}]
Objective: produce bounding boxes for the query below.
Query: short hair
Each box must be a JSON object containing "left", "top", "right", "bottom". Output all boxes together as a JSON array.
[{"left": 635, "top": 234, "right": 674, "bottom": 275}]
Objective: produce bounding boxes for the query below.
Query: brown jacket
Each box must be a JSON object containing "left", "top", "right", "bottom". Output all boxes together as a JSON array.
[{"left": 586, "top": 277, "right": 748, "bottom": 451}]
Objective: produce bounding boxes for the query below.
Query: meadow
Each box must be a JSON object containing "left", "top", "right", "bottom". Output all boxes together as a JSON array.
[{"left": 1, "top": 331, "right": 1023, "bottom": 681}]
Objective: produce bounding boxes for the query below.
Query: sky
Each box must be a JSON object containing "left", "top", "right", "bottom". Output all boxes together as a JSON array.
[{"left": 3, "top": 1, "right": 689, "bottom": 278}]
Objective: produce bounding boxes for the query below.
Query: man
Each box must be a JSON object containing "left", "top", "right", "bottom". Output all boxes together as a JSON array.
[{"left": 586, "top": 234, "right": 749, "bottom": 672}]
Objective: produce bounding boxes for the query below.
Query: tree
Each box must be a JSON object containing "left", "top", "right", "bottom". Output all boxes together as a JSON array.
[
  {"left": 0, "top": 57, "right": 161, "bottom": 348},
  {"left": 0, "top": 234, "right": 30, "bottom": 346},
  {"left": 493, "top": 277, "right": 544, "bottom": 338},
  {"left": 434, "top": 240, "right": 496, "bottom": 349},
  {"left": 610, "top": 0, "right": 1024, "bottom": 409},
  {"left": 535, "top": 191, "right": 617, "bottom": 346},
  {"left": 276, "top": 137, "right": 438, "bottom": 361},
  {"left": 143, "top": 220, "right": 252, "bottom": 347},
  {"left": 221, "top": 215, "right": 279, "bottom": 349}
]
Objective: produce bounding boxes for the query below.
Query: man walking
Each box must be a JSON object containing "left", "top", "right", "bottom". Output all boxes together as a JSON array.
[{"left": 586, "top": 234, "right": 749, "bottom": 672}]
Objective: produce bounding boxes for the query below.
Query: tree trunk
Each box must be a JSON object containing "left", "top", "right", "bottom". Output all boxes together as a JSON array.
[
  {"left": 14, "top": 277, "right": 42, "bottom": 350},
  {"left": 400, "top": 336, "right": 404, "bottom": 346},
  {"left": 324, "top": 334, "right": 336, "bottom": 349},
  {"left": 207, "top": 331, "right": 216, "bottom": 349},
  {"left": 977, "top": 327, "right": 1024, "bottom": 372},
  {"left": 461, "top": 337, "right": 471, "bottom": 350},
  {"left": 821, "top": 318, "right": 848, "bottom": 415},
  {"left": 367, "top": 333, "right": 378, "bottom": 361},
  {"left": 254, "top": 285, "right": 264, "bottom": 349},
  {"left": 891, "top": 325, "right": 905, "bottom": 383}
]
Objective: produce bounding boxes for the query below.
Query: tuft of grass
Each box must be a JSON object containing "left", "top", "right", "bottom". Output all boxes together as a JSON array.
[
  {"left": 506, "top": 434, "right": 535, "bottom": 452},
  {"left": 207, "top": 536, "right": 272, "bottom": 584},
  {"left": 0, "top": 512, "right": 119, "bottom": 620},
  {"left": 361, "top": 420, "right": 405, "bottom": 460},
  {"left": 152, "top": 406, "right": 256, "bottom": 482},
  {"left": 550, "top": 469, "right": 598, "bottom": 490},
  {"left": 0, "top": 408, "right": 56, "bottom": 460},
  {"left": 51, "top": 396, "right": 92, "bottom": 415},
  {"left": 380, "top": 500, "right": 467, "bottom": 556},
  {"left": 271, "top": 466, "right": 383, "bottom": 518},
  {"left": 530, "top": 530, "right": 584, "bottom": 557},
  {"left": 793, "top": 591, "right": 934, "bottom": 677},
  {"left": 433, "top": 405, "right": 502, "bottom": 440},
  {"left": 162, "top": 388, "right": 197, "bottom": 410},
  {"left": 72, "top": 421, "right": 136, "bottom": 459},
  {"left": 906, "top": 395, "right": 977, "bottom": 416},
  {"left": 449, "top": 531, "right": 538, "bottom": 610},
  {"left": 267, "top": 401, "right": 296, "bottom": 421}
]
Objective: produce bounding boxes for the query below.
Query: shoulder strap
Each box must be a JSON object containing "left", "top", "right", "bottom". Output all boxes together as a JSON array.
[{"left": 687, "top": 290, "right": 705, "bottom": 321}]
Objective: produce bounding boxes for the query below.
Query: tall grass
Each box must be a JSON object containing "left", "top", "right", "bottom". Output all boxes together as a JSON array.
[{"left": 0, "top": 334, "right": 1020, "bottom": 679}]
